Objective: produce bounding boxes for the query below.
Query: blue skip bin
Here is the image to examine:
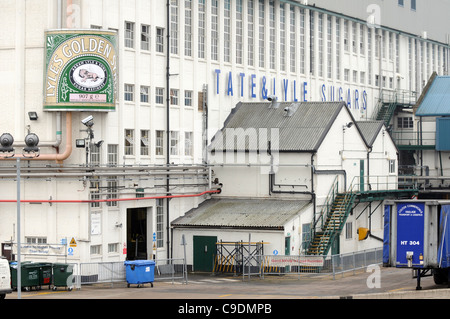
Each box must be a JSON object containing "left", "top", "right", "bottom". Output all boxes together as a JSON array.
[{"left": 124, "top": 260, "right": 155, "bottom": 288}]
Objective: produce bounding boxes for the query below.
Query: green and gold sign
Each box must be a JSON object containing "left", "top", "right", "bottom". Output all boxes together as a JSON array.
[{"left": 44, "top": 30, "right": 118, "bottom": 112}]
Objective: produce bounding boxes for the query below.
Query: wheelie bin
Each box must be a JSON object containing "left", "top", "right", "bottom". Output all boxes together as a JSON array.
[
  {"left": 52, "top": 263, "right": 74, "bottom": 291},
  {"left": 124, "top": 260, "right": 155, "bottom": 288},
  {"left": 36, "top": 263, "right": 53, "bottom": 290},
  {"left": 10, "top": 262, "right": 40, "bottom": 291}
]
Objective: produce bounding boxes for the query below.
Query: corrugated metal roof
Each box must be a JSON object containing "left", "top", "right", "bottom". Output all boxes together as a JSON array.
[
  {"left": 171, "top": 198, "right": 311, "bottom": 230},
  {"left": 355, "top": 121, "right": 384, "bottom": 147},
  {"left": 209, "top": 101, "right": 345, "bottom": 152},
  {"left": 416, "top": 76, "right": 450, "bottom": 117}
]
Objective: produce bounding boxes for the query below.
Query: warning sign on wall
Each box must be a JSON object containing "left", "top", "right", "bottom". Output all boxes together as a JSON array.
[{"left": 69, "top": 237, "right": 77, "bottom": 247}]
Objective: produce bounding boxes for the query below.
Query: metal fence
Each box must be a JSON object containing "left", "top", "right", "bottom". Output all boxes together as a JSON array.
[
  {"left": 69, "top": 258, "right": 187, "bottom": 289},
  {"left": 242, "top": 247, "right": 383, "bottom": 280}
]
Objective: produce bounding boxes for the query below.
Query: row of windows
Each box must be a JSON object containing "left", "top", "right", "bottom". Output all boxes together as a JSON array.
[
  {"left": 90, "top": 130, "right": 193, "bottom": 166},
  {"left": 123, "top": 84, "right": 193, "bottom": 107},
  {"left": 398, "top": 0, "right": 417, "bottom": 10},
  {"left": 119, "top": 0, "right": 447, "bottom": 91},
  {"left": 123, "top": 130, "right": 194, "bottom": 157}
]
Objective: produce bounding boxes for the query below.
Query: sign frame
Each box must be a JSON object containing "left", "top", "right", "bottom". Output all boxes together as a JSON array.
[{"left": 43, "top": 29, "right": 118, "bottom": 112}]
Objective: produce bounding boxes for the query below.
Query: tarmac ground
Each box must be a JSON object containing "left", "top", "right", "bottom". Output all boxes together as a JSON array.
[{"left": 3, "top": 265, "right": 450, "bottom": 300}]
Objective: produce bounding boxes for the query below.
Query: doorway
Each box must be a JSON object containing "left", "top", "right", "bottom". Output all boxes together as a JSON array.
[
  {"left": 127, "top": 207, "right": 152, "bottom": 260},
  {"left": 193, "top": 236, "right": 217, "bottom": 272}
]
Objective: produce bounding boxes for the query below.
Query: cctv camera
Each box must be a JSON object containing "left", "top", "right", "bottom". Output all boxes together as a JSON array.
[
  {"left": 81, "top": 115, "right": 94, "bottom": 127},
  {"left": 267, "top": 95, "right": 277, "bottom": 102}
]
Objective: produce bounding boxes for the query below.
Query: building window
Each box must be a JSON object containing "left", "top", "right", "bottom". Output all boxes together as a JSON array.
[
  {"left": 90, "top": 245, "right": 102, "bottom": 255},
  {"left": 141, "top": 24, "right": 150, "bottom": 50},
  {"left": 155, "top": 87, "right": 164, "bottom": 104},
  {"left": 198, "top": 0, "right": 206, "bottom": 59},
  {"left": 125, "top": 129, "right": 134, "bottom": 156},
  {"left": 224, "top": 0, "right": 231, "bottom": 63},
  {"left": 125, "top": 21, "right": 134, "bottom": 48},
  {"left": 389, "top": 160, "right": 396, "bottom": 174},
  {"left": 156, "top": 27, "right": 164, "bottom": 53},
  {"left": 344, "top": 69, "right": 350, "bottom": 82},
  {"left": 156, "top": 130, "right": 164, "bottom": 156},
  {"left": 247, "top": 0, "right": 254, "bottom": 66},
  {"left": 258, "top": 0, "right": 265, "bottom": 68},
  {"left": 90, "top": 178, "right": 101, "bottom": 208},
  {"left": 140, "top": 86, "right": 149, "bottom": 103},
  {"left": 108, "top": 243, "right": 119, "bottom": 253},
  {"left": 299, "top": 8, "right": 305, "bottom": 74},
  {"left": 90, "top": 144, "right": 101, "bottom": 166},
  {"left": 184, "top": 0, "right": 192, "bottom": 56},
  {"left": 170, "top": 0, "right": 178, "bottom": 55},
  {"left": 211, "top": 0, "right": 219, "bottom": 61},
  {"left": 345, "top": 222, "right": 353, "bottom": 239},
  {"left": 156, "top": 199, "right": 164, "bottom": 248},
  {"left": 107, "top": 144, "right": 118, "bottom": 166},
  {"left": 289, "top": 6, "right": 296, "bottom": 73},
  {"left": 185, "top": 132, "right": 193, "bottom": 156},
  {"left": 26, "top": 237, "right": 47, "bottom": 244},
  {"left": 170, "top": 131, "right": 179, "bottom": 156},
  {"left": 352, "top": 22, "right": 357, "bottom": 54},
  {"left": 360, "top": 24, "right": 365, "bottom": 55},
  {"left": 344, "top": 20, "right": 349, "bottom": 52},
  {"left": 318, "top": 14, "right": 323, "bottom": 77},
  {"left": 236, "top": 0, "right": 243, "bottom": 64},
  {"left": 140, "top": 130, "right": 149, "bottom": 156},
  {"left": 268, "top": 1, "right": 276, "bottom": 70},
  {"left": 327, "top": 16, "right": 332, "bottom": 79},
  {"left": 336, "top": 18, "right": 341, "bottom": 80},
  {"left": 124, "top": 84, "right": 134, "bottom": 102},
  {"left": 184, "top": 90, "right": 193, "bottom": 107},
  {"left": 398, "top": 0, "right": 404, "bottom": 7},
  {"left": 397, "top": 117, "right": 414, "bottom": 129},
  {"left": 170, "top": 89, "right": 179, "bottom": 105},
  {"left": 106, "top": 177, "right": 118, "bottom": 207},
  {"left": 411, "top": 0, "right": 416, "bottom": 10},
  {"left": 280, "top": 3, "right": 286, "bottom": 71}
]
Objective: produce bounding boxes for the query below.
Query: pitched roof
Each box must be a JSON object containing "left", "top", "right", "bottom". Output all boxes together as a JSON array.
[
  {"left": 209, "top": 101, "right": 347, "bottom": 152},
  {"left": 171, "top": 198, "right": 311, "bottom": 230},
  {"left": 355, "top": 120, "right": 384, "bottom": 147},
  {"left": 415, "top": 75, "right": 450, "bottom": 117}
]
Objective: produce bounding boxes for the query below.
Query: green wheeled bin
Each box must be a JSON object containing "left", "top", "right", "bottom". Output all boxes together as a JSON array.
[
  {"left": 36, "top": 263, "right": 53, "bottom": 290},
  {"left": 52, "top": 263, "right": 74, "bottom": 291},
  {"left": 10, "top": 262, "right": 40, "bottom": 291}
]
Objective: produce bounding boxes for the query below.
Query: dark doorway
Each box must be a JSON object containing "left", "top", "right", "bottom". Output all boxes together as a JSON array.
[{"left": 127, "top": 208, "right": 148, "bottom": 260}]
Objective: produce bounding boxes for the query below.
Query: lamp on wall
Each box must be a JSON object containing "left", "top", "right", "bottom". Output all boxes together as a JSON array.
[{"left": 28, "top": 112, "right": 38, "bottom": 121}]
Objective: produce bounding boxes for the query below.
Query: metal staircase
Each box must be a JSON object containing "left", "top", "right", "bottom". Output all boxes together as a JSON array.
[
  {"left": 374, "top": 101, "right": 397, "bottom": 127},
  {"left": 308, "top": 192, "right": 355, "bottom": 255}
]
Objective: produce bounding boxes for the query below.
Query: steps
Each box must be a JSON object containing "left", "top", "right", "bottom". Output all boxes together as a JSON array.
[{"left": 307, "top": 193, "right": 355, "bottom": 255}]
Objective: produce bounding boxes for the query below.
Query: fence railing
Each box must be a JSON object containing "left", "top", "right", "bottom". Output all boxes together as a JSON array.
[
  {"left": 69, "top": 258, "right": 187, "bottom": 289},
  {"left": 242, "top": 247, "right": 383, "bottom": 280}
]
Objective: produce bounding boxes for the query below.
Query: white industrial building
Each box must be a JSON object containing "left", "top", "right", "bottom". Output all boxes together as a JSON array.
[{"left": 0, "top": 0, "right": 448, "bottom": 271}]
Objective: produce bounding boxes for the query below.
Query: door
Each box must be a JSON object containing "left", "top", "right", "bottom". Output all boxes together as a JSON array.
[
  {"left": 127, "top": 208, "right": 148, "bottom": 260},
  {"left": 193, "top": 236, "right": 217, "bottom": 272},
  {"left": 285, "top": 237, "right": 291, "bottom": 255},
  {"left": 360, "top": 159, "right": 365, "bottom": 192}
]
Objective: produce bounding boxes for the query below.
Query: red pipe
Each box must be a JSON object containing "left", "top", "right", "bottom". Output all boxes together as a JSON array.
[{"left": 0, "top": 189, "right": 221, "bottom": 204}]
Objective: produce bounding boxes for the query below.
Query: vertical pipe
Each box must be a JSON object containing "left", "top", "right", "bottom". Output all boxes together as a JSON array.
[
  {"left": 166, "top": 0, "right": 171, "bottom": 259},
  {"left": 16, "top": 158, "right": 21, "bottom": 299}
]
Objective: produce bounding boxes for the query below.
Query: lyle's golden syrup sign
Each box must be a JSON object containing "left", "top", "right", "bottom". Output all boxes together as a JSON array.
[{"left": 44, "top": 30, "right": 118, "bottom": 112}]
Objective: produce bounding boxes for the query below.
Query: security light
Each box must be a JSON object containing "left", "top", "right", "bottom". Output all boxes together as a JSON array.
[
  {"left": 28, "top": 112, "right": 38, "bottom": 121},
  {"left": 23, "top": 133, "right": 40, "bottom": 153},
  {"left": 76, "top": 139, "right": 86, "bottom": 148},
  {"left": 0, "top": 133, "right": 14, "bottom": 153}
]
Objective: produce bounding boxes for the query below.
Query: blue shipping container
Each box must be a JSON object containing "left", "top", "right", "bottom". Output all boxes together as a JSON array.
[
  {"left": 124, "top": 260, "right": 155, "bottom": 288},
  {"left": 438, "top": 205, "right": 450, "bottom": 268}
]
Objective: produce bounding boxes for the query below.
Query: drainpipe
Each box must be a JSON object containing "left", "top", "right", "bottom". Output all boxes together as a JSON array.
[{"left": 166, "top": 0, "right": 171, "bottom": 259}]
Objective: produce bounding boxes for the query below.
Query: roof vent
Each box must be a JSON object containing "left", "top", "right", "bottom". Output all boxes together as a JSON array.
[
  {"left": 267, "top": 95, "right": 280, "bottom": 109},
  {"left": 283, "top": 103, "right": 300, "bottom": 117}
]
